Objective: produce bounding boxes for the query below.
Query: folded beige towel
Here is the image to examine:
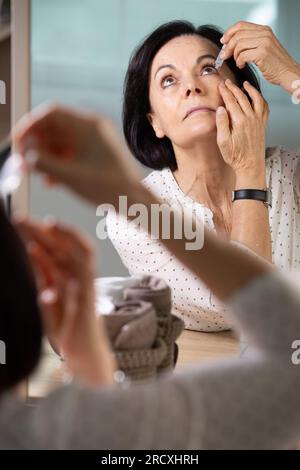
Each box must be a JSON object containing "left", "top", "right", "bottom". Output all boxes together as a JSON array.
[
  {"left": 95, "top": 276, "right": 142, "bottom": 304},
  {"left": 123, "top": 275, "right": 184, "bottom": 373},
  {"left": 102, "top": 300, "right": 157, "bottom": 350},
  {"left": 123, "top": 275, "right": 172, "bottom": 317}
]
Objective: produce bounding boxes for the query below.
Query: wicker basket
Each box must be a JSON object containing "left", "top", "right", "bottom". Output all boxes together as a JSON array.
[
  {"left": 49, "top": 275, "right": 184, "bottom": 381},
  {"left": 157, "top": 315, "right": 184, "bottom": 372},
  {"left": 114, "top": 338, "right": 167, "bottom": 381}
]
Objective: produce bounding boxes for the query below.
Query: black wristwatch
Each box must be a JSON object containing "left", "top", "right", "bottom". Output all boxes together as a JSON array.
[{"left": 232, "top": 188, "right": 272, "bottom": 208}]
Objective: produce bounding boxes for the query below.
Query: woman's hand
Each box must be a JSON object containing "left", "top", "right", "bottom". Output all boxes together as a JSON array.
[
  {"left": 216, "top": 79, "right": 269, "bottom": 187},
  {"left": 220, "top": 21, "right": 300, "bottom": 93},
  {"left": 15, "top": 219, "right": 116, "bottom": 387},
  {"left": 13, "top": 104, "right": 140, "bottom": 207}
]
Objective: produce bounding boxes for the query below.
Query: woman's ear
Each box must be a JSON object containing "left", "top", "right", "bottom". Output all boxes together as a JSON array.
[{"left": 146, "top": 112, "right": 165, "bottom": 139}]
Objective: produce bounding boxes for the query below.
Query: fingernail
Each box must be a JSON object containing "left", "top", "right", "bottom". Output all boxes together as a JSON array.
[
  {"left": 40, "top": 288, "right": 58, "bottom": 305},
  {"left": 225, "top": 79, "right": 232, "bottom": 85},
  {"left": 24, "top": 149, "right": 39, "bottom": 168},
  {"left": 23, "top": 135, "right": 39, "bottom": 152},
  {"left": 220, "top": 36, "right": 224, "bottom": 44},
  {"left": 43, "top": 215, "right": 57, "bottom": 226},
  {"left": 217, "top": 106, "right": 226, "bottom": 114}
]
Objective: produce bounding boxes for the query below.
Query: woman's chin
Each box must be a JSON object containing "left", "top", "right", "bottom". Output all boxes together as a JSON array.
[
  {"left": 184, "top": 116, "right": 216, "bottom": 134},
  {"left": 169, "top": 121, "right": 217, "bottom": 147},
  {"left": 185, "top": 123, "right": 217, "bottom": 141}
]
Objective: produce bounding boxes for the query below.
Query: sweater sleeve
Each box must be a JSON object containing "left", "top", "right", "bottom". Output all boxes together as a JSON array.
[{"left": 227, "top": 270, "right": 300, "bottom": 356}]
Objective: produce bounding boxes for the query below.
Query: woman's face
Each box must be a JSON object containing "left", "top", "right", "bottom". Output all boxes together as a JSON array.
[{"left": 148, "top": 34, "right": 237, "bottom": 148}]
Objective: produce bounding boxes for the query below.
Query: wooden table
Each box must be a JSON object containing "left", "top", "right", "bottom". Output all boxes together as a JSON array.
[
  {"left": 28, "top": 329, "right": 239, "bottom": 399},
  {"left": 177, "top": 329, "right": 239, "bottom": 367}
]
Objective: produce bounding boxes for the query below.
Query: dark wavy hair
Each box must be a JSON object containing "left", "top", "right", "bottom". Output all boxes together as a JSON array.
[
  {"left": 0, "top": 204, "right": 42, "bottom": 393},
  {"left": 123, "top": 20, "right": 261, "bottom": 171}
]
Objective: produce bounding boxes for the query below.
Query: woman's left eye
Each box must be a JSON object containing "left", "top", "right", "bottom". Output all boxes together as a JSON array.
[{"left": 201, "top": 65, "right": 218, "bottom": 76}]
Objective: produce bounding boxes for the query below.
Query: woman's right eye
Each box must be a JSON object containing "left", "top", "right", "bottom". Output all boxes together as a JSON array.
[{"left": 162, "top": 76, "right": 175, "bottom": 88}]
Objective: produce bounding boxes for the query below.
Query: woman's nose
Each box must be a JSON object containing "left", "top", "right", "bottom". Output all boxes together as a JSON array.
[
  {"left": 182, "top": 74, "right": 204, "bottom": 98},
  {"left": 185, "top": 87, "right": 201, "bottom": 97}
]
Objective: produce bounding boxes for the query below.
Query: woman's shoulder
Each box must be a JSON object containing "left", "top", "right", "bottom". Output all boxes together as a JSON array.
[
  {"left": 142, "top": 168, "right": 171, "bottom": 196},
  {"left": 106, "top": 168, "right": 169, "bottom": 229},
  {"left": 265, "top": 145, "right": 300, "bottom": 176},
  {"left": 265, "top": 145, "right": 283, "bottom": 160},
  {"left": 266, "top": 145, "right": 300, "bottom": 161}
]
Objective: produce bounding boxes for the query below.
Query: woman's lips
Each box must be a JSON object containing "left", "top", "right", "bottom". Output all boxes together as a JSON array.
[{"left": 184, "top": 107, "right": 215, "bottom": 119}]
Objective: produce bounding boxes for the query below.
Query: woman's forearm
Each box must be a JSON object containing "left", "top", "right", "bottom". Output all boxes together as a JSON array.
[
  {"left": 127, "top": 183, "right": 274, "bottom": 301},
  {"left": 230, "top": 169, "right": 273, "bottom": 262}
]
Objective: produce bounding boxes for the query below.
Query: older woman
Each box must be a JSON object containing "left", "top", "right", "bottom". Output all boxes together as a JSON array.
[{"left": 106, "top": 20, "right": 300, "bottom": 331}]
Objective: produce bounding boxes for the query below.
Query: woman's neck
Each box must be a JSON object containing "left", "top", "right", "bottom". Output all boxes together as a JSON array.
[{"left": 172, "top": 139, "right": 236, "bottom": 208}]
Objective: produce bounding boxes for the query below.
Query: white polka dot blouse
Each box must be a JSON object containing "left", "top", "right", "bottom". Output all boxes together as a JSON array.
[{"left": 106, "top": 146, "right": 300, "bottom": 332}]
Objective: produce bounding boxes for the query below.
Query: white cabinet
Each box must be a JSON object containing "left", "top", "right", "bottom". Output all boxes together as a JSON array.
[
  {"left": 0, "top": 0, "right": 30, "bottom": 216},
  {"left": 0, "top": 17, "right": 10, "bottom": 144}
]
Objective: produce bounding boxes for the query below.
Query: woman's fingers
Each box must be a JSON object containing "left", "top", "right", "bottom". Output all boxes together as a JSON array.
[
  {"left": 16, "top": 220, "right": 67, "bottom": 263},
  {"left": 219, "top": 80, "right": 245, "bottom": 123},
  {"left": 232, "top": 38, "right": 260, "bottom": 64},
  {"left": 59, "top": 280, "right": 80, "bottom": 351},
  {"left": 28, "top": 241, "right": 69, "bottom": 300},
  {"left": 45, "top": 224, "right": 94, "bottom": 280},
  {"left": 221, "top": 30, "right": 270, "bottom": 61},
  {"left": 243, "top": 81, "right": 269, "bottom": 122},
  {"left": 39, "top": 287, "right": 60, "bottom": 338},
  {"left": 235, "top": 48, "right": 258, "bottom": 69},
  {"left": 29, "top": 240, "right": 67, "bottom": 339},
  {"left": 16, "top": 219, "right": 93, "bottom": 280},
  {"left": 220, "top": 79, "right": 268, "bottom": 123},
  {"left": 16, "top": 219, "right": 79, "bottom": 259},
  {"left": 37, "top": 260, "right": 68, "bottom": 334},
  {"left": 44, "top": 176, "right": 59, "bottom": 187},
  {"left": 26, "top": 148, "right": 81, "bottom": 188},
  {"left": 216, "top": 106, "right": 231, "bottom": 153},
  {"left": 12, "top": 105, "right": 84, "bottom": 190},
  {"left": 48, "top": 223, "right": 93, "bottom": 257},
  {"left": 16, "top": 220, "right": 77, "bottom": 281},
  {"left": 216, "top": 79, "right": 268, "bottom": 169},
  {"left": 13, "top": 103, "right": 76, "bottom": 157},
  {"left": 223, "top": 79, "right": 253, "bottom": 115},
  {"left": 27, "top": 241, "right": 55, "bottom": 288},
  {"left": 221, "top": 21, "right": 270, "bottom": 44},
  {"left": 12, "top": 103, "right": 141, "bottom": 209}
]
